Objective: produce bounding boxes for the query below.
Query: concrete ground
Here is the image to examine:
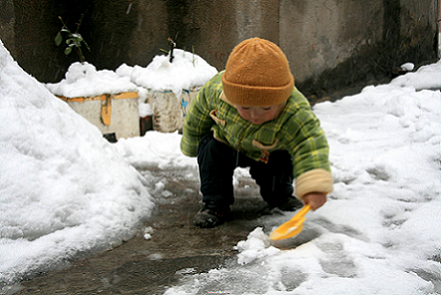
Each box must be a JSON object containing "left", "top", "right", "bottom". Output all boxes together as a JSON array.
[{"left": 12, "top": 166, "right": 273, "bottom": 295}]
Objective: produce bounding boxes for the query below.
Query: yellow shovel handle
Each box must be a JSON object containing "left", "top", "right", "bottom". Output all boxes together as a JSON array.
[{"left": 294, "top": 204, "right": 311, "bottom": 219}]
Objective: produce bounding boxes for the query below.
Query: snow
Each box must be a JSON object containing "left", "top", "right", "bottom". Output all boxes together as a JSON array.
[
  {"left": 116, "top": 48, "right": 218, "bottom": 99},
  {"left": 44, "top": 49, "right": 218, "bottom": 100},
  {"left": 44, "top": 48, "right": 218, "bottom": 118},
  {"left": 45, "top": 62, "right": 139, "bottom": 98},
  {"left": 1, "top": 35, "right": 441, "bottom": 294},
  {"left": 0, "top": 41, "right": 154, "bottom": 284},
  {"left": 400, "top": 62, "right": 415, "bottom": 71},
  {"left": 392, "top": 61, "right": 441, "bottom": 90}
]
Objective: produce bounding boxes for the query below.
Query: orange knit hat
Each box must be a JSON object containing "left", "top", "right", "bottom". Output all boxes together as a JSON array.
[{"left": 222, "top": 38, "right": 294, "bottom": 107}]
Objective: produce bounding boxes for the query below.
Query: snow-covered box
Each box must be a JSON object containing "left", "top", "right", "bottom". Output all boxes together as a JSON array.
[
  {"left": 46, "top": 62, "right": 140, "bottom": 140},
  {"left": 116, "top": 49, "right": 218, "bottom": 133}
]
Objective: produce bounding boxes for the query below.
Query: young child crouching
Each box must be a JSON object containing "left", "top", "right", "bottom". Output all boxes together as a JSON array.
[{"left": 180, "top": 38, "right": 333, "bottom": 228}]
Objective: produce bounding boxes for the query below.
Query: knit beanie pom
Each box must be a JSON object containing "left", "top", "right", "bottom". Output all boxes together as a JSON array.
[{"left": 222, "top": 38, "right": 294, "bottom": 107}]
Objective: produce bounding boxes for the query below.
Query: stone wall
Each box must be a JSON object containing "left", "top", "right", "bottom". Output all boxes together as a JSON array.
[{"left": 1, "top": 0, "right": 439, "bottom": 99}]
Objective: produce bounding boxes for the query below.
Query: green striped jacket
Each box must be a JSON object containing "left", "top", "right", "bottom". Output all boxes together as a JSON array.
[{"left": 180, "top": 71, "right": 333, "bottom": 198}]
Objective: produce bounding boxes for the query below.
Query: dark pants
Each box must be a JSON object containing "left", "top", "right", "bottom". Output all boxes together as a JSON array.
[{"left": 197, "top": 132, "right": 294, "bottom": 206}]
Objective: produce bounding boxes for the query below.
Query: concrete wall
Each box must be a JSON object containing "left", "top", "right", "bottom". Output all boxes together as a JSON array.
[
  {"left": 280, "top": 1, "right": 383, "bottom": 85},
  {"left": 280, "top": 0, "right": 439, "bottom": 97},
  {"left": 1, "top": 0, "right": 439, "bottom": 100}
]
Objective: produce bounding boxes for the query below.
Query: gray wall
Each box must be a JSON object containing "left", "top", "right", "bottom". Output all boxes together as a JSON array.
[
  {"left": 280, "top": 0, "right": 439, "bottom": 97},
  {"left": 1, "top": 0, "right": 439, "bottom": 101}
]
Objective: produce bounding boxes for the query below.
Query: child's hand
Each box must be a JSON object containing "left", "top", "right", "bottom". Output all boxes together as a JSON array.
[{"left": 302, "top": 192, "right": 327, "bottom": 211}]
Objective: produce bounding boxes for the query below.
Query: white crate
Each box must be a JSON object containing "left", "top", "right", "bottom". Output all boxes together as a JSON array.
[
  {"left": 59, "top": 92, "right": 140, "bottom": 140},
  {"left": 145, "top": 87, "right": 201, "bottom": 133}
]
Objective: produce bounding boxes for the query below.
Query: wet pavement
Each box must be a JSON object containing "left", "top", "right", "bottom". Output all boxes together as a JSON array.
[{"left": 12, "top": 166, "right": 272, "bottom": 295}]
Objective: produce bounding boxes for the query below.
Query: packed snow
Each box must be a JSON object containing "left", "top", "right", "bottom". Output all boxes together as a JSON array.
[
  {"left": 1, "top": 37, "right": 441, "bottom": 295},
  {"left": 0, "top": 40, "right": 155, "bottom": 286}
]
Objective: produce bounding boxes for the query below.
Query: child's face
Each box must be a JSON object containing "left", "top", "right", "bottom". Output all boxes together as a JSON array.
[{"left": 236, "top": 102, "right": 286, "bottom": 125}]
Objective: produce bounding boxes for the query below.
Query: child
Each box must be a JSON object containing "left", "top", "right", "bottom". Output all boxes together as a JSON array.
[{"left": 180, "top": 38, "right": 333, "bottom": 228}]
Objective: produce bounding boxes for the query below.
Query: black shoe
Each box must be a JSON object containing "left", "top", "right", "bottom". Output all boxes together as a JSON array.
[
  {"left": 193, "top": 202, "right": 230, "bottom": 228},
  {"left": 269, "top": 196, "right": 303, "bottom": 211}
]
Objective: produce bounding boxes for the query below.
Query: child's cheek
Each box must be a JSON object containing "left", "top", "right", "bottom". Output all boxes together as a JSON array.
[{"left": 237, "top": 109, "right": 249, "bottom": 121}]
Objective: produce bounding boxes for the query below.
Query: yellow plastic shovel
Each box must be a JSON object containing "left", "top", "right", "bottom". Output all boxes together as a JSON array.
[{"left": 269, "top": 204, "right": 311, "bottom": 241}]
